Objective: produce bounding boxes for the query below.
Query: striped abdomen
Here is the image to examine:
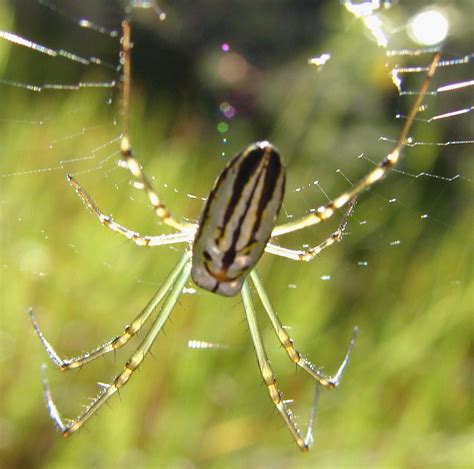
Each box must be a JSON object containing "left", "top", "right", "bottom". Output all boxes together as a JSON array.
[{"left": 191, "top": 141, "right": 285, "bottom": 296}]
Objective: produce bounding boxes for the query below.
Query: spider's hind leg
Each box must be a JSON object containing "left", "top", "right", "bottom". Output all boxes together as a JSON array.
[
  {"left": 242, "top": 281, "right": 318, "bottom": 451},
  {"left": 250, "top": 270, "right": 358, "bottom": 389},
  {"left": 39, "top": 253, "right": 192, "bottom": 436},
  {"left": 28, "top": 251, "right": 192, "bottom": 371}
]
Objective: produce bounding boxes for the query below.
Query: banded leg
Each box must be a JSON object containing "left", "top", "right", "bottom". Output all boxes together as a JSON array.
[
  {"left": 41, "top": 256, "right": 192, "bottom": 436},
  {"left": 265, "top": 198, "right": 356, "bottom": 261},
  {"left": 67, "top": 175, "right": 196, "bottom": 247},
  {"left": 120, "top": 21, "right": 193, "bottom": 232},
  {"left": 29, "top": 251, "right": 192, "bottom": 371},
  {"left": 242, "top": 281, "right": 316, "bottom": 451},
  {"left": 250, "top": 270, "right": 357, "bottom": 388},
  {"left": 271, "top": 52, "right": 440, "bottom": 237}
]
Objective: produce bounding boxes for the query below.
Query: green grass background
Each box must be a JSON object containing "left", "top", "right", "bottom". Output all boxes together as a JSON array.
[{"left": 1, "top": 1, "right": 472, "bottom": 467}]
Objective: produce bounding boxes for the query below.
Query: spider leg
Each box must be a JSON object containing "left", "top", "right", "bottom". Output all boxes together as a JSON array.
[
  {"left": 250, "top": 270, "right": 358, "bottom": 388},
  {"left": 29, "top": 251, "right": 192, "bottom": 370},
  {"left": 120, "top": 21, "right": 193, "bottom": 232},
  {"left": 242, "top": 281, "right": 320, "bottom": 451},
  {"left": 271, "top": 52, "right": 440, "bottom": 238},
  {"left": 40, "top": 254, "right": 192, "bottom": 436},
  {"left": 67, "top": 175, "right": 196, "bottom": 246},
  {"left": 265, "top": 198, "right": 356, "bottom": 261}
]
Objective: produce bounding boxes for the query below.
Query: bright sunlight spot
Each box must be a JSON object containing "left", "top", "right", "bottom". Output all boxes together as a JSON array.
[{"left": 408, "top": 9, "right": 449, "bottom": 46}]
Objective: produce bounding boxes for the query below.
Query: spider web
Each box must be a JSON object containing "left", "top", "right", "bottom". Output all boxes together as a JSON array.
[{"left": 1, "top": 0, "right": 472, "bottom": 466}]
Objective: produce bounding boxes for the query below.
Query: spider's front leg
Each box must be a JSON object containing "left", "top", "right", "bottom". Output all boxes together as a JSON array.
[
  {"left": 119, "top": 20, "right": 194, "bottom": 232},
  {"left": 271, "top": 52, "right": 440, "bottom": 238}
]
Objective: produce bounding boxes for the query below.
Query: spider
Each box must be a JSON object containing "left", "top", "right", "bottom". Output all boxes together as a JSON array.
[{"left": 28, "top": 20, "right": 440, "bottom": 451}]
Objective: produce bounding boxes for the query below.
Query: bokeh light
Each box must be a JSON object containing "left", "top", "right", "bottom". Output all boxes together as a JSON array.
[{"left": 408, "top": 9, "right": 449, "bottom": 45}]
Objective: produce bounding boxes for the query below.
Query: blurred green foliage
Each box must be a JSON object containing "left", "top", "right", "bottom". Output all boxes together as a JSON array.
[{"left": 1, "top": 1, "right": 472, "bottom": 467}]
